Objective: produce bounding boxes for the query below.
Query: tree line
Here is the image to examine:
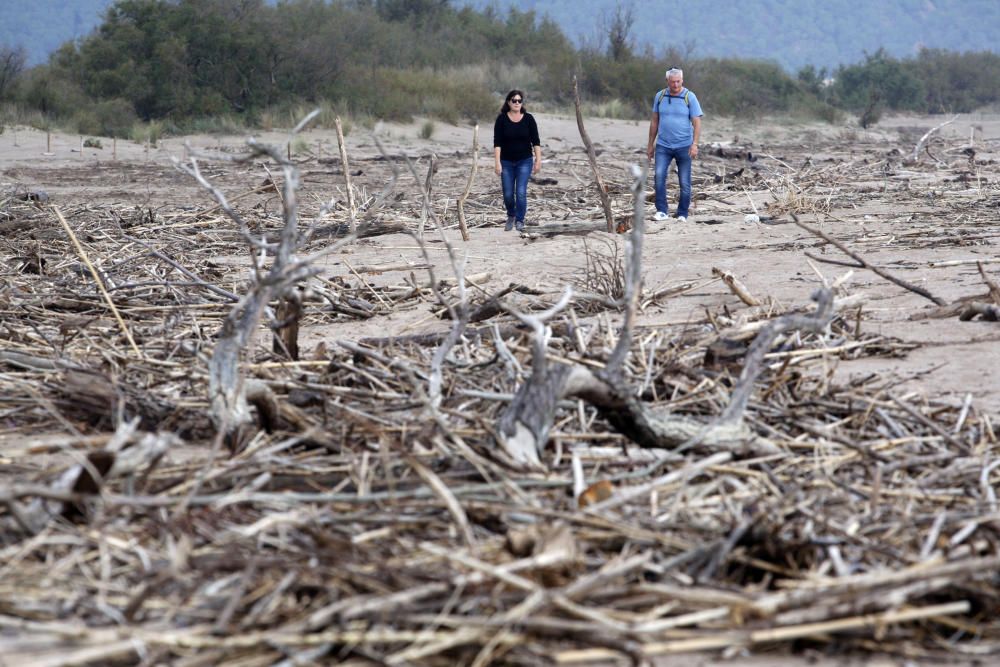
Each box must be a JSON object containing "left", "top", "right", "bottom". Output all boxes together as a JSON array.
[{"left": 1, "top": 0, "right": 999, "bottom": 138}]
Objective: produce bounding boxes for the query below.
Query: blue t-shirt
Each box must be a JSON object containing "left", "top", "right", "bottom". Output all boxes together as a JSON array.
[{"left": 653, "top": 88, "right": 703, "bottom": 149}]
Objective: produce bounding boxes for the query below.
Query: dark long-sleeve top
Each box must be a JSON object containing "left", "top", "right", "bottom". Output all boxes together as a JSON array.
[{"left": 493, "top": 112, "right": 540, "bottom": 161}]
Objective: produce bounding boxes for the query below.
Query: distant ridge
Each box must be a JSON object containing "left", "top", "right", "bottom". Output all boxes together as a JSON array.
[{"left": 458, "top": 0, "right": 1000, "bottom": 71}]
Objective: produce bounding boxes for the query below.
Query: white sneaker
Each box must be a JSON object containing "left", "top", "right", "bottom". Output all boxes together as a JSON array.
[
  {"left": 676, "top": 215, "right": 687, "bottom": 223},
  {"left": 652, "top": 211, "right": 669, "bottom": 221}
]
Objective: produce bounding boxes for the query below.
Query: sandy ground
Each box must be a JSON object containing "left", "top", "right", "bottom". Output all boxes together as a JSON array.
[
  {"left": 2, "top": 112, "right": 999, "bottom": 665},
  {"left": 2, "top": 110, "right": 999, "bottom": 421}
]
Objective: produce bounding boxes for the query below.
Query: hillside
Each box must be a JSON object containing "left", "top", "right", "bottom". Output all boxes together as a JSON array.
[
  {"left": 0, "top": 0, "right": 109, "bottom": 65},
  {"left": 462, "top": 0, "right": 1000, "bottom": 72}
]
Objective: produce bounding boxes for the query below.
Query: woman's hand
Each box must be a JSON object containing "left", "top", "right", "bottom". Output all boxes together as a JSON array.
[
  {"left": 495, "top": 162, "right": 502, "bottom": 176},
  {"left": 532, "top": 160, "right": 540, "bottom": 174}
]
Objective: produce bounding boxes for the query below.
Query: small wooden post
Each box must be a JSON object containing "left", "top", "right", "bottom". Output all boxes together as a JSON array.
[
  {"left": 46, "top": 131, "right": 51, "bottom": 154},
  {"left": 335, "top": 116, "right": 357, "bottom": 232},
  {"left": 113, "top": 137, "right": 117, "bottom": 160}
]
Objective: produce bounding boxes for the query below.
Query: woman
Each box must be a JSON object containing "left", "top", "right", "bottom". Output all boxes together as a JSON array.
[{"left": 493, "top": 90, "right": 541, "bottom": 232}]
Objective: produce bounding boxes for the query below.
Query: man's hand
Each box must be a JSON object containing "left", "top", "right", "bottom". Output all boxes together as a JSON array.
[
  {"left": 646, "top": 145, "right": 655, "bottom": 161},
  {"left": 495, "top": 162, "right": 502, "bottom": 176},
  {"left": 689, "top": 144, "right": 699, "bottom": 159}
]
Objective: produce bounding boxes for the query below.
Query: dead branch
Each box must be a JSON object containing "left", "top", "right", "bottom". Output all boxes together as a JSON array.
[
  {"left": 398, "top": 151, "right": 470, "bottom": 411},
  {"left": 334, "top": 116, "right": 357, "bottom": 231},
  {"left": 496, "top": 287, "right": 575, "bottom": 467},
  {"left": 912, "top": 114, "right": 957, "bottom": 162},
  {"left": 958, "top": 302, "right": 1000, "bottom": 321},
  {"left": 979, "top": 261, "right": 1000, "bottom": 305},
  {"left": 573, "top": 76, "right": 615, "bottom": 233},
  {"left": 456, "top": 124, "right": 479, "bottom": 242},
  {"left": 603, "top": 164, "right": 645, "bottom": 377},
  {"left": 712, "top": 267, "right": 761, "bottom": 306},
  {"left": 53, "top": 206, "right": 143, "bottom": 358},
  {"left": 495, "top": 167, "right": 830, "bottom": 465},
  {"left": 719, "top": 288, "right": 833, "bottom": 423},
  {"left": 272, "top": 286, "right": 304, "bottom": 360},
  {"left": 176, "top": 110, "right": 339, "bottom": 441},
  {"left": 793, "top": 215, "right": 948, "bottom": 306},
  {"left": 417, "top": 153, "right": 436, "bottom": 237},
  {"left": 11, "top": 422, "right": 175, "bottom": 534}
]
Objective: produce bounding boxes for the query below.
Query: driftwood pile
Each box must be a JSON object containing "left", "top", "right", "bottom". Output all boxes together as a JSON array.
[{"left": 1, "top": 114, "right": 999, "bottom": 666}]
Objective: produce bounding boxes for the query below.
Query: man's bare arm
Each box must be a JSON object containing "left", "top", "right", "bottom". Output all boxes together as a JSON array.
[{"left": 689, "top": 116, "right": 702, "bottom": 158}]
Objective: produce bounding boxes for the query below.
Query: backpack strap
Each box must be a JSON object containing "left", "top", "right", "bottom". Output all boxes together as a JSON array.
[{"left": 655, "top": 88, "right": 691, "bottom": 110}]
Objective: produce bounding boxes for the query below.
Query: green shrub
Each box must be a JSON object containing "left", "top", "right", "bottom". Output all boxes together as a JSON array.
[
  {"left": 72, "top": 98, "right": 139, "bottom": 137},
  {"left": 19, "top": 67, "right": 87, "bottom": 118},
  {"left": 832, "top": 49, "right": 925, "bottom": 112},
  {"left": 83, "top": 138, "right": 103, "bottom": 148},
  {"left": 419, "top": 120, "right": 435, "bottom": 139},
  {"left": 788, "top": 96, "right": 844, "bottom": 124},
  {"left": 129, "top": 120, "right": 164, "bottom": 144}
]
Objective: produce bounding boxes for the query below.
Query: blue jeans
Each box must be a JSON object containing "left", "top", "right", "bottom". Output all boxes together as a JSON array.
[
  {"left": 654, "top": 144, "right": 692, "bottom": 217},
  {"left": 500, "top": 157, "right": 533, "bottom": 222}
]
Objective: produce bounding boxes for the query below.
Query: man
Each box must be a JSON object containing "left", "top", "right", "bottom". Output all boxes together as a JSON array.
[{"left": 646, "top": 67, "right": 703, "bottom": 222}]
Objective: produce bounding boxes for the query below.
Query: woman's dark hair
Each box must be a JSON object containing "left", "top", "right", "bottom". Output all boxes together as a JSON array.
[{"left": 501, "top": 89, "right": 527, "bottom": 114}]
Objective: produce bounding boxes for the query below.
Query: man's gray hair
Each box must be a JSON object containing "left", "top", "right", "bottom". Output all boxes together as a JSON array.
[{"left": 666, "top": 67, "right": 683, "bottom": 79}]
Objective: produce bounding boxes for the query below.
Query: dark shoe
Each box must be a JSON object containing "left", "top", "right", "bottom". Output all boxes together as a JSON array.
[
  {"left": 515, "top": 219, "right": 525, "bottom": 232},
  {"left": 504, "top": 216, "right": 515, "bottom": 231}
]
